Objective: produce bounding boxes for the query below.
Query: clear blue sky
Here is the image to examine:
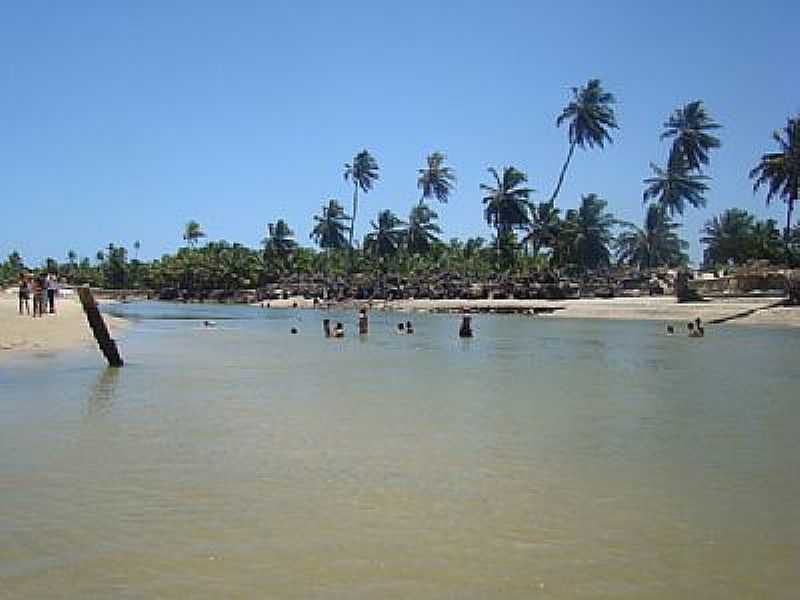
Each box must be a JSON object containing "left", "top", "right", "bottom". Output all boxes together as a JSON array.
[{"left": 2, "top": 0, "right": 798, "bottom": 265}]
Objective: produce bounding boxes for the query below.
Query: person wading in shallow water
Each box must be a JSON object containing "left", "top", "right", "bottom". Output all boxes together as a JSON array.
[
  {"left": 323, "top": 319, "right": 331, "bottom": 338},
  {"left": 332, "top": 322, "right": 344, "bottom": 338},
  {"left": 459, "top": 315, "right": 473, "bottom": 338}
]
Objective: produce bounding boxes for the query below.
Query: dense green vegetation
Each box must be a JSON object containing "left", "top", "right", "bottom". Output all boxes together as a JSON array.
[{"left": 3, "top": 88, "right": 799, "bottom": 290}]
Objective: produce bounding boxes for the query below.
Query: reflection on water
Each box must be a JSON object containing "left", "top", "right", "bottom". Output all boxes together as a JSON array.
[
  {"left": 85, "top": 367, "right": 120, "bottom": 417},
  {"left": 1, "top": 303, "right": 799, "bottom": 599}
]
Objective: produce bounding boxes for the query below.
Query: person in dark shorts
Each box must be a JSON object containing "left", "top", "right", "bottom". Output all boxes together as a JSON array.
[{"left": 18, "top": 274, "right": 31, "bottom": 315}]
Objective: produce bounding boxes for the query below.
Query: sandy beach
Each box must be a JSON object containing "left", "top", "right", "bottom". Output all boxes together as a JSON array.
[
  {"left": 0, "top": 291, "right": 125, "bottom": 361},
  {"left": 379, "top": 296, "right": 800, "bottom": 326},
  {"left": 248, "top": 294, "right": 800, "bottom": 326}
]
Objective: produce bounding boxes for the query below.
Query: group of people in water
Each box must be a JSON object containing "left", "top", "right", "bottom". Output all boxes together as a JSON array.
[
  {"left": 300, "top": 309, "right": 475, "bottom": 339},
  {"left": 17, "top": 273, "right": 59, "bottom": 317},
  {"left": 666, "top": 317, "right": 705, "bottom": 338}
]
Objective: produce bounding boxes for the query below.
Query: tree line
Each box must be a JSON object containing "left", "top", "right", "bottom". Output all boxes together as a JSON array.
[{"left": 2, "top": 80, "right": 799, "bottom": 289}]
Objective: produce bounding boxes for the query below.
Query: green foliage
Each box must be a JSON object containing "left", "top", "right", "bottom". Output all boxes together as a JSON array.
[
  {"left": 405, "top": 203, "right": 442, "bottom": 254},
  {"left": 662, "top": 100, "right": 721, "bottom": 172},
  {"left": 310, "top": 200, "right": 350, "bottom": 250},
  {"left": 183, "top": 220, "right": 206, "bottom": 247},
  {"left": 480, "top": 166, "right": 534, "bottom": 243},
  {"left": 417, "top": 152, "right": 456, "bottom": 204},
  {"left": 0, "top": 251, "right": 25, "bottom": 284},
  {"left": 750, "top": 115, "right": 800, "bottom": 241},
  {"left": 552, "top": 194, "right": 616, "bottom": 270},
  {"left": 643, "top": 157, "right": 710, "bottom": 216},
  {"left": 262, "top": 220, "right": 297, "bottom": 275},
  {"left": 616, "top": 204, "right": 688, "bottom": 269},
  {"left": 364, "top": 210, "right": 405, "bottom": 262},
  {"left": 701, "top": 208, "right": 785, "bottom": 266}
]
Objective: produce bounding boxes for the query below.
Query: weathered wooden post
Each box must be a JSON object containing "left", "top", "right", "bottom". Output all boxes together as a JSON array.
[{"left": 77, "top": 286, "right": 124, "bottom": 367}]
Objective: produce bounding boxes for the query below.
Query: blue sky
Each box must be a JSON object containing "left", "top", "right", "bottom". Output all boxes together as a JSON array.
[{"left": 1, "top": 0, "right": 798, "bottom": 265}]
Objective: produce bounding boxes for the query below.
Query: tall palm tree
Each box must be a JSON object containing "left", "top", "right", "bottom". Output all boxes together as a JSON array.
[
  {"left": 643, "top": 157, "right": 710, "bottom": 216},
  {"left": 364, "top": 210, "right": 405, "bottom": 259},
  {"left": 661, "top": 100, "right": 721, "bottom": 172},
  {"left": 750, "top": 116, "right": 800, "bottom": 242},
  {"left": 616, "top": 204, "right": 688, "bottom": 269},
  {"left": 522, "top": 202, "right": 561, "bottom": 258},
  {"left": 417, "top": 152, "right": 456, "bottom": 205},
  {"left": 480, "top": 166, "right": 534, "bottom": 252},
  {"left": 344, "top": 150, "right": 379, "bottom": 247},
  {"left": 550, "top": 79, "right": 618, "bottom": 204},
  {"left": 183, "top": 221, "right": 206, "bottom": 248},
  {"left": 405, "top": 203, "right": 442, "bottom": 254},
  {"left": 310, "top": 200, "right": 350, "bottom": 250},
  {"left": 133, "top": 240, "right": 141, "bottom": 261}
]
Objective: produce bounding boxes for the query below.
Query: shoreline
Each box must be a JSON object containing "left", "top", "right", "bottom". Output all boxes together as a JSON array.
[
  {"left": 0, "top": 293, "right": 126, "bottom": 362},
  {"left": 253, "top": 295, "right": 800, "bottom": 327}
]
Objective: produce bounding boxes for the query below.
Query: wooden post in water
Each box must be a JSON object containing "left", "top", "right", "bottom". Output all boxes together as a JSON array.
[{"left": 77, "top": 286, "right": 124, "bottom": 367}]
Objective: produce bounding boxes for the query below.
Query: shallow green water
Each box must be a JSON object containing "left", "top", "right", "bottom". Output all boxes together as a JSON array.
[{"left": 1, "top": 303, "right": 799, "bottom": 598}]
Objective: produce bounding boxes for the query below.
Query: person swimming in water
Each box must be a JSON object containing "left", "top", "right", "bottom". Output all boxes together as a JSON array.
[
  {"left": 333, "top": 322, "right": 345, "bottom": 338},
  {"left": 395, "top": 322, "right": 405, "bottom": 334},
  {"left": 666, "top": 324, "right": 675, "bottom": 335},
  {"left": 405, "top": 321, "right": 414, "bottom": 334}
]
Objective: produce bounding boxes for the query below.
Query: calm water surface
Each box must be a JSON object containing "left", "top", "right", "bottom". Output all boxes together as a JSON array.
[{"left": 1, "top": 302, "right": 798, "bottom": 598}]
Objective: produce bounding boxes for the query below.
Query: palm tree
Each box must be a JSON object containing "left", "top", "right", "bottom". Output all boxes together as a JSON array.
[
  {"left": 262, "top": 220, "right": 297, "bottom": 272},
  {"left": 183, "top": 221, "right": 206, "bottom": 248},
  {"left": 310, "top": 200, "right": 350, "bottom": 250},
  {"left": 364, "top": 210, "right": 405, "bottom": 259},
  {"left": 750, "top": 116, "right": 800, "bottom": 242},
  {"left": 661, "top": 100, "right": 721, "bottom": 172},
  {"left": 344, "top": 150, "right": 379, "bottom": 247},
  {"left": 405, "top": 203, "right": 442, "bottom": 254},
  {"left": 480, "top": 166, "right": 534, "bottom": 252},
  {"left": 643, "top": 157, "right": 710, "bottom": 216},
  {"left": 550, "top": 79, "right": 618, "bottom": 204},
  {"left": 748, "top": 219, "right": 784, "bottom": 263},
  {"left": 616, "top": 204, "right": 688, "bottom": 269},
  {"left": 133, "top": 240, "right": 141, "bottom": 260},
  {"left": 522, "top": 202, "right": 561, "bottom": 258},
  {"left": 700, "top": 208, "right": 756, "bottom": 265},
  {"left": 417, "top": 152, "right": 456, "bottom": 205},
  {"left": 569, "top": 193, "right": 616, "bottom": 270}
]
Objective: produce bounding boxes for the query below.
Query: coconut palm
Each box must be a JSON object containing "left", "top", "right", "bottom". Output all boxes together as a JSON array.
[
  {"left": 616, "top": 204, "right": 688, "bottom": 269},
  {"left": 405, "top": 203, "right": 442, "bottom": 254},
  {"left": 183, "top": 221, "right": 206, "bottom": 248},
  {"left": 569, "top": 193, "right": 616, "bottom": 270},
  {"left": 480, "top": 166, "right": 534, "bottom": 251},
  {"left": 133, "top": 240, "right": 141, "bottom": 260},
  {"left": 748, "top": 219, "right": 784, "bottom": 263},
  {"left": 550, "top": 79, "right": 618, "bottom": 204},
  {"left": 310, "top": 200, "right": 350, "bottom": 250},
  {"left": 344, "top": 150, "right": 379, "bottom": 247},
  {"left": 364, "top": 210, "right": 405, "bottom": 259},
  {"left": 522, "top": 201, "right": 561, "bottom": 258},
  {"left": 643, "top": 157, "right": 710, "bottom": 216},
  {"left": 700, "top": 208, "right": 756, "bottom": 265},
  {"left": 750, "top": 116, "right": 800, "bottom": 241},
  {"left": 417, "top": 152, "right": 456, "bottom": 205},
  {"left": 262, "top": 220, "right": 297, "bottom": 272},
  {"left": 661, "top": 100, "right": 721, "bottom": 172}
]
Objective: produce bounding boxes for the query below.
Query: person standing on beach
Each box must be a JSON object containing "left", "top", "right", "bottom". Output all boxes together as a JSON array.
[
  {"left": 31, "top": 275, "right": 43, "bottom": 317},
  {"left": 18, "top": 274, "right": 31, "bottom": 316},
  {"left": 46, "top": 274, "right": 58, "bottom": 314}
]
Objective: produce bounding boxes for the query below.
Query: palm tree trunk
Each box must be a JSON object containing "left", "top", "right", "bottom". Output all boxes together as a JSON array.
[
  {"left": 549, "top": 140, "right": 577, "bottom": 204},
  {"left": 786, "top": 196, "right": 795, "bottom": 244},
  {"left": 349, "top": 185, "right": 358, "bottom": 248}
]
